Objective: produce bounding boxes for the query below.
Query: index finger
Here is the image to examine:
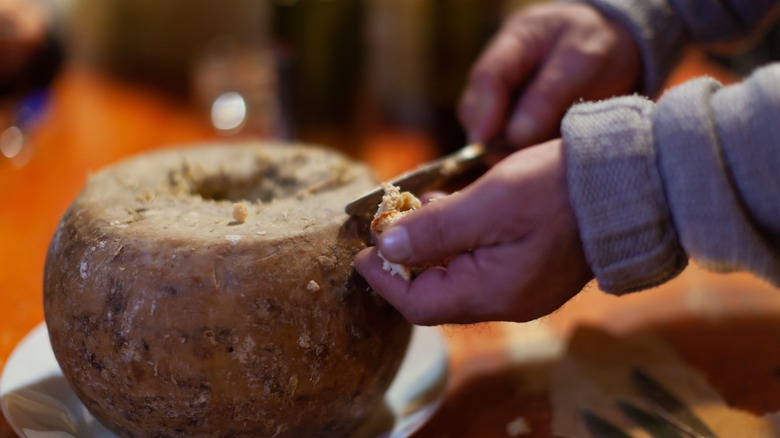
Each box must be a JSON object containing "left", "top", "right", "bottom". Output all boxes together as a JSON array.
[{"left": 459, "top": 14, "right": 550, "bottom": 143}]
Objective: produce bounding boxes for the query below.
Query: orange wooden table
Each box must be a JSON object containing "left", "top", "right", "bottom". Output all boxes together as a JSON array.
[{"left": 2, "top": 52, "right": 780, "bottom": 437}]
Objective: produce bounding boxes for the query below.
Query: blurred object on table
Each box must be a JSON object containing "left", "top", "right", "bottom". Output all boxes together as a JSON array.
[
  {"left": 0, "top": 0, "right": 65, "bottom": 96},
  {"left": 0, "top": 0, "right": 67, "bottom": 172},
  {"left": 550, "top": 325, "right": 776, "bottom": 437},
  {"left": 268, "top": 0, "right": 505, "bottom": 166},
  {"left": 363, "top": 0, "right": 503, "bottom": 155},
  {"left": 66, "top": 0, "right": 284, "bottom": 139},
  {"left": 0, "top": 88, "right": 49, "bottom": 169},
  {"left": 191, "top": 37, "right": 286, "bottom": 138},
  {"left": 67, "top": 0, "right": 269, "bottom": 95},
  {"left": 272, "top": 0, "right": 365, "bottom": 149},
  {"left": 57, "top": 0, "right": 515, "bottom": 156}
]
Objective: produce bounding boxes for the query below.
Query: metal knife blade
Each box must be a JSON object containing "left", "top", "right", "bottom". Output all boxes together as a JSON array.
[
  {"left": 580, "top": 408, "right": 633, "bottom": 438},
  {"left": 344, "top": 143, "right": 487, "bottom": 219},
  {"left": 631, "top": 369, "right": 717, "bottom": 438}
]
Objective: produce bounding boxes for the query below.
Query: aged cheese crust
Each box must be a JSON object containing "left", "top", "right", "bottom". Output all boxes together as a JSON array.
[{"left": 43, "top": 142, "right": 412, "bottom": 438}]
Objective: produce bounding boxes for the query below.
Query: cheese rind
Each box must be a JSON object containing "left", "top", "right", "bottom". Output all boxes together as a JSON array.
[{"left": 43, "top": 142, "right": 412, "bottom": 438}]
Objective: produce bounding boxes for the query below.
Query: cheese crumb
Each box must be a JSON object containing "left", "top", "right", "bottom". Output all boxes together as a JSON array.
[
  {"left": 225, "top": 234, "right": 242, "bottom": 244},
  {"left": 373, "top": 183, "right": 421, "bottom": 219},
  {"left": 232, "top": 202, "right": 249, "bottom": 223},
  {"left": 137, "top": 191, "right": 155, "bottom": 202},
  {"left": 380, "top": 254, "right": 413, "bottom": 280},
  {"left": 371, "top": 183, "right": 421, "bottom": 280},
  {"left": 307, "top": 280, "right": 321, "bottom": 292}
]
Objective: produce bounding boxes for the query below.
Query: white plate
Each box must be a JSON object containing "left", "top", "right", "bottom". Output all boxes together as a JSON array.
[{"left": 1, "top": 323, "right": 448, "bottom": 438}]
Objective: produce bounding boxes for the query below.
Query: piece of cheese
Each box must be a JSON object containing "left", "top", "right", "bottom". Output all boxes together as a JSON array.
[{"left": 370, "top": 183, "right": 421, "bottom": 280}]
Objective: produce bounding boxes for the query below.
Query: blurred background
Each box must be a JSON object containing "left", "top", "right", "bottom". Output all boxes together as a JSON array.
[
  {"left": 64, "top": 0, "right": 525, "bottom": 150},
  {"left": 1, "top": 0, "right": 537, "bottom": 169},
  {"left": 3, "top": 0, "right": 777, "bottom": 171}
]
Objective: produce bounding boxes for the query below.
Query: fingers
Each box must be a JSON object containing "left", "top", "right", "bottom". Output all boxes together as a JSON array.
[
  {"left": 459, "top": 3, "right": 641, "bottom": 148},
  {"left": 375, "top": 178, "right": 519, "bottom": 267},
  {"left": 355, "top": 140, "right": 592, "bottom": 325},
  {"left": 420, "top": 191, "right": 448, "bottom": 204},
  {"left": 357, "top": 240, "right": 580, "bottom": 325},
  {"left": 505, "top": 38, "right": 606, "bottom": 146},
  {"left": 376, "top": 144, "right": 555, "bottom": 265},
  {"left": 355, "top": 247, "right": 516, "bottom": 325},
  {"left": 354, "top": 248, "right": 453, "bottom": 326},
  {"left": 505, "top": 8, "right": 641, "bottom": 145},
  {"left": 458, "top": 12, "right": 549, "bottom": 144},
  {"left": 378, "top": 141, "right": 565, "bottom": 267},
  {"left": 458, "top": 68, "right": 510, "bottom": 144}
]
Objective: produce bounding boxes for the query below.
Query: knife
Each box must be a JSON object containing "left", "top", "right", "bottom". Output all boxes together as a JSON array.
[{"left": 344, "top": 143, "right": 488, "bottom": 219}]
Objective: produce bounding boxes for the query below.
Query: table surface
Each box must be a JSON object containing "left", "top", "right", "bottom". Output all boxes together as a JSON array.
[{"left": 2, "top": 51, "right": 780, "bottom": 437}]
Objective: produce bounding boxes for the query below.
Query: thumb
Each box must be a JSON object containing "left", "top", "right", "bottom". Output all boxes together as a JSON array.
[{"left": 376, "top": 184, "right": 500, "bottom": 265}]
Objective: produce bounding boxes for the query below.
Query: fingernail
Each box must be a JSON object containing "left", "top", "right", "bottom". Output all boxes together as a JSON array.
[
  {"left": 461, "top": 85, "right": 495, "bottom": 142},
  {"left": 378, "top": 226, "right": 413, "bottom": 262},
  {"left": 509, "top": 113, "right": 536, "bottom": 144},
  {"left": 471, "top": 93, "right": 493, "bottom": 122}
]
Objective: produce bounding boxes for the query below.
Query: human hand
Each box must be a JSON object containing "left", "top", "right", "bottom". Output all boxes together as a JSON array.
[
  {"left": 354, "top": 139, "right": 593, "bottom": 325},
  {"left": 459, "top": 2, "right": 641, "bottom": 147}
]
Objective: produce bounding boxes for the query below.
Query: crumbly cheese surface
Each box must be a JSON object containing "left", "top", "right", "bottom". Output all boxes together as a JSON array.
[
  {"left": 76, "top": 143, "right": 376, "bottom": 245},
  {"left": 374, "top": 183, "right": 421, "bottom": 218},
  {"left": 370, "top": 183, "right": 421, "bottom": 280}
]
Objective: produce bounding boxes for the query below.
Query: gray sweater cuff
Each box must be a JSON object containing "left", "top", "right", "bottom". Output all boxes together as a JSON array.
[
  {"left": 654, "top": 73, "right": 780, "bottom": 284},
  {"left": 576, "top": 0, "right": 687, "bottom": 97},
  {"left": 562, "top": 96, "right": 687, "bottom": 294}
]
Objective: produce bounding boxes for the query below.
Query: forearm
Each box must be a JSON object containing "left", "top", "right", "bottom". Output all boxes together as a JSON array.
[
  {"left": 563, "top": 63, "right": 780, "bottom": 293},
  {"left": 656, "top": 63, "right": 780, "bottom": 281}
]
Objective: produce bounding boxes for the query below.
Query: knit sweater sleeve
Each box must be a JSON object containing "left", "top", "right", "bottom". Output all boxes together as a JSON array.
[
  {"left": 576, "top": 0, "right": 780, "bottom": 96},
  {"left": 562, "top": 63, "right": 780, "bottom": 294}
]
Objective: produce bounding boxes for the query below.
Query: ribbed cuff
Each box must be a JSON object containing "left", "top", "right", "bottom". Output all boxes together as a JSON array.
[
  {"left": 654, "top": 75, "right": 780, "bottom": 285},
  {"left": 562, "top": 96, "right": 687, "bottom": 294}
]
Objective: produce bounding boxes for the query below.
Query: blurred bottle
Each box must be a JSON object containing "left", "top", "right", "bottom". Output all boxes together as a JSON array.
[
  {"left": 271, "top": 0, "right": 365, "bottom": 151},
  {"left": 271, "top": 0, "right": 502, "bottom": 156},
  {"left": 365, "top": 0, "right": 503, "bottom": 154}
]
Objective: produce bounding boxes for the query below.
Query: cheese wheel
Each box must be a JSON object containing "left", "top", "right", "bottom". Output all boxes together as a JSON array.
[{"left": 43, "top": 142, "right": 412, "bottom": 437}]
